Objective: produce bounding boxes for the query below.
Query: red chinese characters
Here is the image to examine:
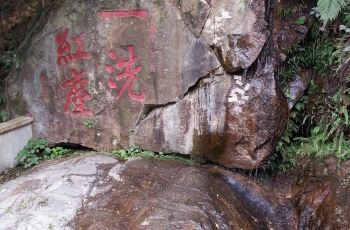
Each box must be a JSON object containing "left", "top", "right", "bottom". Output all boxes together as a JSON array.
[
  {"left": 62, "top": 69, "right": 93, "bottom": 115},
  {"left": 55, "top": 28, "right": 92, "bottom": 66},
  {"left": 105, "top": 45, "right": 145, "bottom": 102}
]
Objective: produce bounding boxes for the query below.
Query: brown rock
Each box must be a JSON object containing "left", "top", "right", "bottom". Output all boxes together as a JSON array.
[
  {"left": 0, "top": 153, "right": 296, "bottom": 229},
  {"left": 271, "top": 158, "right": 350, "bottom": 229},
  {"left": 8, "top": 0, "right": 288, "bottom": 169},
  {"left": 201, "top": 0, "right": 268, "bottom": 72},
  {"left": 9, "top": 0, "right": 219, "bottom": 150}
]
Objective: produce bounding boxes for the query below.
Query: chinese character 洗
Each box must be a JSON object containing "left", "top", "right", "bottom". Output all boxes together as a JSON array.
[
  {"left": 105, "top": 45, "right": 145, "bottom": 102},
  {"left": 62, "top": 69, "right": 93, "bottom": 115},
  {"left": 55, "top": 28, "right": 92, "bottom": 66}
]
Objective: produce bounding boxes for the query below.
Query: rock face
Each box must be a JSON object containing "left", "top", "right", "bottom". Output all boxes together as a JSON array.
[
  {"left": 0, "top": 154, "right": 295, "bottom": 230},
  {"left": 9, "top": 0, "right": 288, "bottom": 169}
]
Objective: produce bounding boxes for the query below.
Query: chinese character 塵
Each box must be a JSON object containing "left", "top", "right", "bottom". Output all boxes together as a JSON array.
[{"left": 62, "top": 69, "right": 93, "bottom": 115}]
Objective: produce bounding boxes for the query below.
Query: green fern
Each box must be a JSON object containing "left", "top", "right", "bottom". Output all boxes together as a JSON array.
[{"left": 317, "top": 0, "right": 349, "bottom": 26}]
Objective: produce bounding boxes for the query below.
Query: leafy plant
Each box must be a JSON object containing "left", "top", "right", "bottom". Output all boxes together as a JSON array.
[
  {"left": 279, "top": 35, "right": 336, "bottom": 88},
  {"left": 16, "top": 138, "right": 73, "bottom": 168},
  {"left": 0, "top": 111, "right": 9, "bottom": 122},
  {"left": 315, "top": 0, "right": 349, "bottom": 26},
  {"left": 273, "top": 77, "right": 350, "bottom": 172},
  {"left": 112, "top": 146, "right": 196, "bottom": 165},
  {"left": 83, "top": 121, "right": 94, "bottom": 128},
  {"left": 274, "top": 96, "right": 309, "bottom": 171},
  {"left": 0, "top": 51, "right": 18, "bottom": 70},
  {"left": 339, "top": 4, "right": 350, "bottom": 26},
  {"left": 279, "top": 8, "right": 292, "bottom": 20},
  {"left": 296, "top": 16, "right": 307, "bottom": 25},
  {"left": 16, "top": 138, "right": 50, "bottom": 168},
  {"left": 44, "top": 147, "right": 73, "bottom": 159}
]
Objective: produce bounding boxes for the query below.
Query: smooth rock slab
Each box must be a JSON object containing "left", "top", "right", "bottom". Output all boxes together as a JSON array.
[{"left": 0, "top": 153, "right": 294, "bottom": 230}]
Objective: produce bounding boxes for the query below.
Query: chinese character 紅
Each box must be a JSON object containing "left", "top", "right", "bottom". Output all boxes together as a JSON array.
[
  {"left": 62, "top": 69, "right": 93, "bottom": 115},
  {"left": 105, "top": 45, "right": 145, "bottom": 102},
  {"left": 55, "top": 28, "right": 92, "bottom": 66}
]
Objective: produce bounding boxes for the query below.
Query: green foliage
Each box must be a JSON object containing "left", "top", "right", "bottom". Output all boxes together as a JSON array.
[
  {"left": 16, "top": 138, "right": 73, "bottom": 168},
  {"left": 0, "top": 95, "right": 5, "bottom": 104},
  {"left": 339, "top": 4, "right": 350, "bottom": 26},
  {"left": 45, "top": 147, "right": 73, "bottom": 159},
  {"left": 315, "top": 0, "right": 349, "bottom": 26},
  {"left": 112, "top": 146, "right": 196, "bottom": 165},
  {"left": 273, "top": 1, "right": 350, "bottom": 173},
  {"left": 274, "top": 96, "right": 309, "bottom": 171},
  {"left": 83, "top": 121, "right": 94, "bottom": 128},
  {"left": 0, "top": 111, "right": 9, "bottom": 122},
  {"left": 288, "top": 91, "right": 350, "bottom": 161},
  {"left": 296, "top": 16, "right": 307, "bottom": 25},
  {"left": 274, "top": 78, "right": 350, "bottom": 172},
  {"left": 279, "top": 8, "right": 292, "bottom": 20},
  {"left": 16, "top": 139, "right": 49, "bottom": 168},
  {"left": 279, "top": 36, "right": 336, "bottom": 87},
  {"left": 0, "top": 51, "right": 18, "bottom": 70}
]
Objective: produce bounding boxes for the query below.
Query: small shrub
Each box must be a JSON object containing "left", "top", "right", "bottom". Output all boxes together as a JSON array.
[
  {"left": 16, "top": 138, "right": 50, "bottom": 168},
  {"left": 16, "top": 138, "right": 73, "bottom": 168}
]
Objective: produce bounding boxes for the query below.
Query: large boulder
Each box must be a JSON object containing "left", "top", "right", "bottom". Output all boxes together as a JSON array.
[
  {"left": 0, "top": 154, "right": 295, "bottom": 229},
  {"left": 9, "top": 0, "right": 288, "bottom": 169}
]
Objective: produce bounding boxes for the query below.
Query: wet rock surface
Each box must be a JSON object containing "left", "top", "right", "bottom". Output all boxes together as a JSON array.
[
  {"left": 270, "top": 158, "right": 350, "bottom": 230},
  {"left": 0, "top": 153, "right": 294, "bottom": 230},
  {"left": 8, "top": 0, "right": 287, "bottom": 169},
  {"left": 1, "top": 154, "right": 349, "bottom": 229}
]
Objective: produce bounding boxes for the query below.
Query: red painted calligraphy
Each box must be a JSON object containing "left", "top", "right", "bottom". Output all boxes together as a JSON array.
[
  {"left": 62, "top": 69, "right": 93, "bottom": 115},
  {"left": 97, "top": 10, "right": 148, "bottom": 20},
  {"left": 105, "top": 45, "right": 145, "bottom": 102},
  {"left": 55, "top": 28, "right": 92, "bottom": 66}
]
